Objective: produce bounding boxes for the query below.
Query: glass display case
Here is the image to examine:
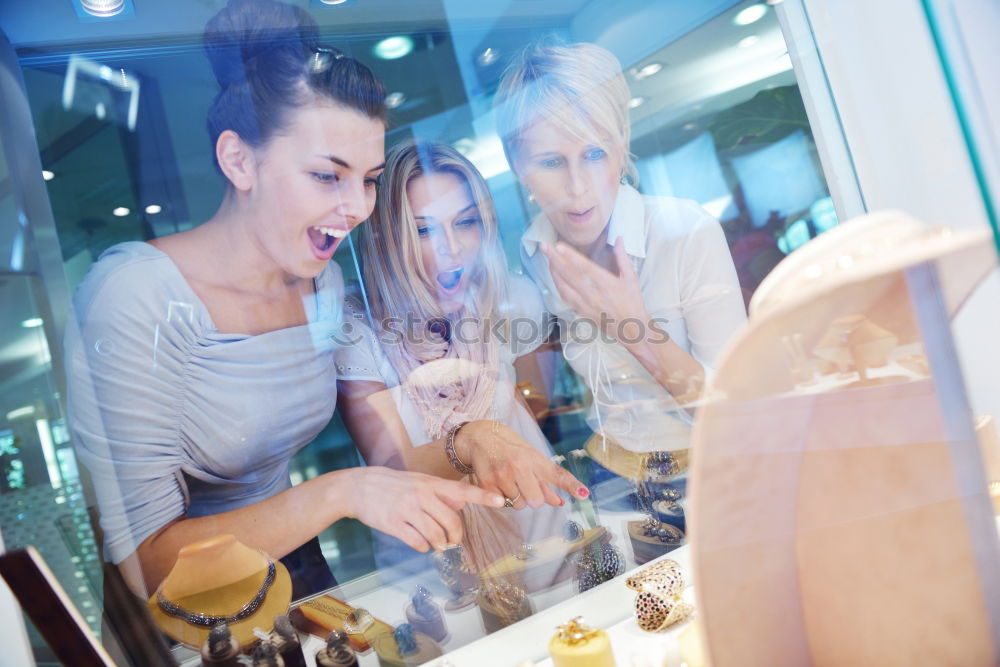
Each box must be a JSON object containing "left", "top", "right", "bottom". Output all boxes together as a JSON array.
[{"left": 0, "top": 0, "right": 997, "bottom": 665}]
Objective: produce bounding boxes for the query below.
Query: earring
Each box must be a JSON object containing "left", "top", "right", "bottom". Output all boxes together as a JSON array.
[
  {"left": 620, "top": 172, "right": 628, "bottom": 185},
  {"left": 527, "top": 192, "right": 536, "bottom": 202}
]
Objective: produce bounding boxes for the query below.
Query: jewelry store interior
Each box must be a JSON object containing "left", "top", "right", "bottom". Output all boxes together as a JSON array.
[{"left": 0, "top": 0, "right": 998, "bottom": 665}]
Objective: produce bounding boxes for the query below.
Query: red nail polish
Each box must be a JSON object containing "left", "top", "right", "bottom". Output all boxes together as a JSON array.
[{"left": 578, "top": 487, "right": 589, "bottom": 498}]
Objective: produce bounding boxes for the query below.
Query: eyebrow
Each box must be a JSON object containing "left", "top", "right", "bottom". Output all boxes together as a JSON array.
[
  {"left": 413, "top": 203, "right": 479, "bottom": 222},
  {"left": 314, "top": 154, "right": 386, "bottom": 173}
]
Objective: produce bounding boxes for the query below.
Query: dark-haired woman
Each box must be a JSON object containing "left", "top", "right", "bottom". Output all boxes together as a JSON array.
[{"left": 65, "top": 0, "right": 502, "bottom": 598}]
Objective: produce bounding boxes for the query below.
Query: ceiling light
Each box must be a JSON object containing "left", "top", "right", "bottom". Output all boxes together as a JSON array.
[
  {"left": 734, "top": 4, "right": 768, "bottom": 26},
  {"left": 385, "top": 92, "right": 407, "bottom": 109},
  {"left": 373, "top": 36, "right": 414, "bottom": 61},
  {"left": 144, "top": 204, "right": 162, "bottom": 215},
  {"left": 21, "top": 318, "right": 43, "bottom": 328},
  {"left": 683, "top": 123, "right": 697, "bottom": 131},
  {"left": 453, "top": 138, "right": 476, "bottom": 156},
  {"left": 80, "top": 0, "right": 125, "bottom": 17},
  {"left": 113, "top": 206, "right": 130, "bottom": 217},
  {"left": 739, "top": 36, "right": 760, "bottom": 48},
  {"left": 628, "top": 96, "right": 645, "bottom": 109},
  {"left": 634, "top": 62, "right": 663, "bottom": 80},
  {"left": 41, "top": 170, "right": 54, "bottom": 181},
  {"left": 477, "top": 48, "right": 499, "bottom": 67},
  {"left": 318, "top": 0, "right": 349, "bottom": 4}
]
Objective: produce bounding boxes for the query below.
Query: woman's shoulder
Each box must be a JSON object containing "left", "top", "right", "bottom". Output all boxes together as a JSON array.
[
  {"left": 73, "top": 241, "right": 187, "bottom": 318},
  {"left": 640, "top": 193, "right": 720, "bottom": 237}
]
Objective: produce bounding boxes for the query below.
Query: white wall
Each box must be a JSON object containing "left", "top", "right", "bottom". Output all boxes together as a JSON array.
[{"left": 794, "top": 0, "right": 1000, "bottom": 421}]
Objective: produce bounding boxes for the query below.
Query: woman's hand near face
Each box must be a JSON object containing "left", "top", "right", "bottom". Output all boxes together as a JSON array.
[
  {"left": 455, "top": 420, "right": 588, "bottom": 510},
  {"left": 342, "top": 467, "right": 504, "bottom": 553},
  {"left": 540, "top": 236, "right": 649, "bottom": 343},
  {"left": 540, "top": 237, "right": 706, "bottom": 403}
]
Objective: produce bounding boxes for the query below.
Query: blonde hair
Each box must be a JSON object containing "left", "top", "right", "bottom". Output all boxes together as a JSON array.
[
  {"left": 494, "top": 41, "right": 638, "bottom": 184},
  {"left": 359, "top": 139, "right": 510, "bottom": 341}
]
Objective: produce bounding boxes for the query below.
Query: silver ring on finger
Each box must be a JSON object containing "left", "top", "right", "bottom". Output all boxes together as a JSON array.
[{"left": 503, "top": 493, "right": 522, "bottom": 509}]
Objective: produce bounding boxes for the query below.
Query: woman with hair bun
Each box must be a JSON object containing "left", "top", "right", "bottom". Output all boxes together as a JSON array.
[{"left": 65, "top": 0, "right": 503, "bottom": 598}]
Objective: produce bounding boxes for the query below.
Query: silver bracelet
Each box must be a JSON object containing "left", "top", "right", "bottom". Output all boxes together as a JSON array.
[{"left": 444, "top": 422, "right": 474, "bottom": 474}]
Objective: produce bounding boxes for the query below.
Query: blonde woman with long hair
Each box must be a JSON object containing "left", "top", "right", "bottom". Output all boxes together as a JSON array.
[{"left": 336, "top": 140, "right": 586, "bottom": 571}]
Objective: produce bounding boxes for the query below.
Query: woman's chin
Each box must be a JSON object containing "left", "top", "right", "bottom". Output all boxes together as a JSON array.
[{"left": 434, "top": 288, "right": 467, "bottom": 316}]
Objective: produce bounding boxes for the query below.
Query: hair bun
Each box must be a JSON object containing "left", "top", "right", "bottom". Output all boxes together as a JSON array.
[{"left": 203, "top": 0, "right": 319, "bottom": 89}]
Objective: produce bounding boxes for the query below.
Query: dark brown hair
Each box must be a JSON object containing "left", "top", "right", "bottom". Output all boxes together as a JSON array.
[{"left": 203, "top": 0, "right": 387, "bottom": 170}]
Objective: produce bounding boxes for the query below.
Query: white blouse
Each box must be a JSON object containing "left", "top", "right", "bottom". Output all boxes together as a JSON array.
[{"left": 520, "top": 185, "right": 747, "bottom": 453}]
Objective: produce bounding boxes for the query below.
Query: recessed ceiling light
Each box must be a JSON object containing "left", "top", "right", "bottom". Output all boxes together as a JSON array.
[
  {"left": 80, "top": 0, "right": 125, "bottom": 17},
  {"left": 21, "top": 318, "right": 43, "bottom": 328},
  {"left": 628, "top": 96, "right": 645, "bottom": 109},
  {"left": 373, "top": 36, "right": 414, "bottom": 60},
  {"left": 113, "top": 206, "right": 130, "bottom": 217},
  {"left": 41, "top": 170, "right": 54, "bottom": 181},
  {"left": 739, "top": 36, "right": 760, "bottom": 48},
  {"left": 633, "top": 62, "right": 663, "bottom": 80},
  {"left": 453, "top": 138, "right": 476, "bottom": 156},
  {"left": 318, "top": 0, "right": 349, "bottom": 4},
  {"left": 385, "top": 92, "right": 407, "bottom": 109},
  {"left": 683, "top": 123, "right": 697, "bottom": 131},
  {"left": 477, "top": 48, "right": 499, "bottom": 67},
  {"left": 734, "top": 4, "right": 768, "bottom": 26},
  {"left": 145, "top": 204, "right": 162, "bottom": 215}
]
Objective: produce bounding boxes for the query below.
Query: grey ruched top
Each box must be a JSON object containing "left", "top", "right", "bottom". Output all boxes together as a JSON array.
[{"left": 65, "top": 242, "right": 344, "bottom": 564}]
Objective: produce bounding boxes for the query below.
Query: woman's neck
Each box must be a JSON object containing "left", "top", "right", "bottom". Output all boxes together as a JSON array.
[
  {"left": 564, "top": 227, "right": 615, "bottom": 272},
  {"left": 187, "top": 196, "right": 301, "bottom": 295}
]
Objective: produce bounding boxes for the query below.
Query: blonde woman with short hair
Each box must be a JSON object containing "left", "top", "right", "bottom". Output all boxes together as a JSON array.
[
  {"left": 495, "top": 41, "right": 747, "bottom": 458},
  {"left": 336, "top": 140, "right": 585, "bottom": 571}
]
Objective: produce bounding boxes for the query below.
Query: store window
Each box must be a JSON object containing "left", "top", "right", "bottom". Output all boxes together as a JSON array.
[{"left": 0, "top": 0, "right": 923, "bottom": 664}]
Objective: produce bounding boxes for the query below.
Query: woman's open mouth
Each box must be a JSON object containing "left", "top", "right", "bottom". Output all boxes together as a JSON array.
[
  {"left": 567, "top": 207, "right": 596, "bottom": 225},
  {"left": 436, "top": 266, "right": 464, "bottom": 292},
  {"left": 308, "top": 225, "right": 348, "bottom": 259}
]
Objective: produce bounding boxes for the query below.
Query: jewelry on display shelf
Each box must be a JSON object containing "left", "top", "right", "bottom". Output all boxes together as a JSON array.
[
  {"left": 200, "top": 622, "right": 241, "bottom": 666},
  {"left": 148, "top": 536, "right": 293, "bottom": 649},
  {"left": 373, "top": 623, "right": 443, "bottom": 666},
  {"left": 290, "top": 595, "right": 391, "bottom": 652},
  {"left": 342, "top": 608, "right": 374, "bottom": 636},
  {"left": 271, "top": 614, "right": 307, "bottom": 667},
  {"left": 433, "top": 544, "right": 478, "bottom": 610},
  {"left": 250, "top": 640, "right": 283, "bottom": 667},
  {"left": 405, "top": 585, "right": 447, "bottom": 642},
  {"left": 574, "top": 542, "right": 625, "bottom": 593},
  {"left": 477, "top": 580, "right": 534, "bottom": 632},
  {"left": 651, "top": 500, "right": 685, "bottom": 531},
  {"left": 564, "top": 520, "right": 583, "bottom": 542},
  {"left": 314, "top": 631, "right": 359, "bottom": 667},
  {"left": 548, "top": 616, "right": 617, "bottom": 667},
  {"left": 156, "top": 557, "right": 276, "bottom": 628},
  {"left": 626, "top": 560, "right": 693, "bottom": 632}
]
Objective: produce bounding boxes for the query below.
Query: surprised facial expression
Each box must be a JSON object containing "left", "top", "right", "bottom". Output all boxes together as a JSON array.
[{"left": 407, "top": 171, "right": 483, "bottom": 315}]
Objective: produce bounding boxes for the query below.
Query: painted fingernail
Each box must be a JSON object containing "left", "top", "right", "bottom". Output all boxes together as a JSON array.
[{"left": 578, "top": 487, "right": 590, "bottom": 498}]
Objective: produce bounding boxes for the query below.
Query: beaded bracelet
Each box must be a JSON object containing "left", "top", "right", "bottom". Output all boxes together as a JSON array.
[{"left": 444, "top": 421, "right": 474, "bottom": 474}]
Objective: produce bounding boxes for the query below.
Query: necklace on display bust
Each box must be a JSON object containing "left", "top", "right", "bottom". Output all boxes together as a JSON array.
[{"left": 156, "top": 557, "right": 276, "bottom": 627}]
